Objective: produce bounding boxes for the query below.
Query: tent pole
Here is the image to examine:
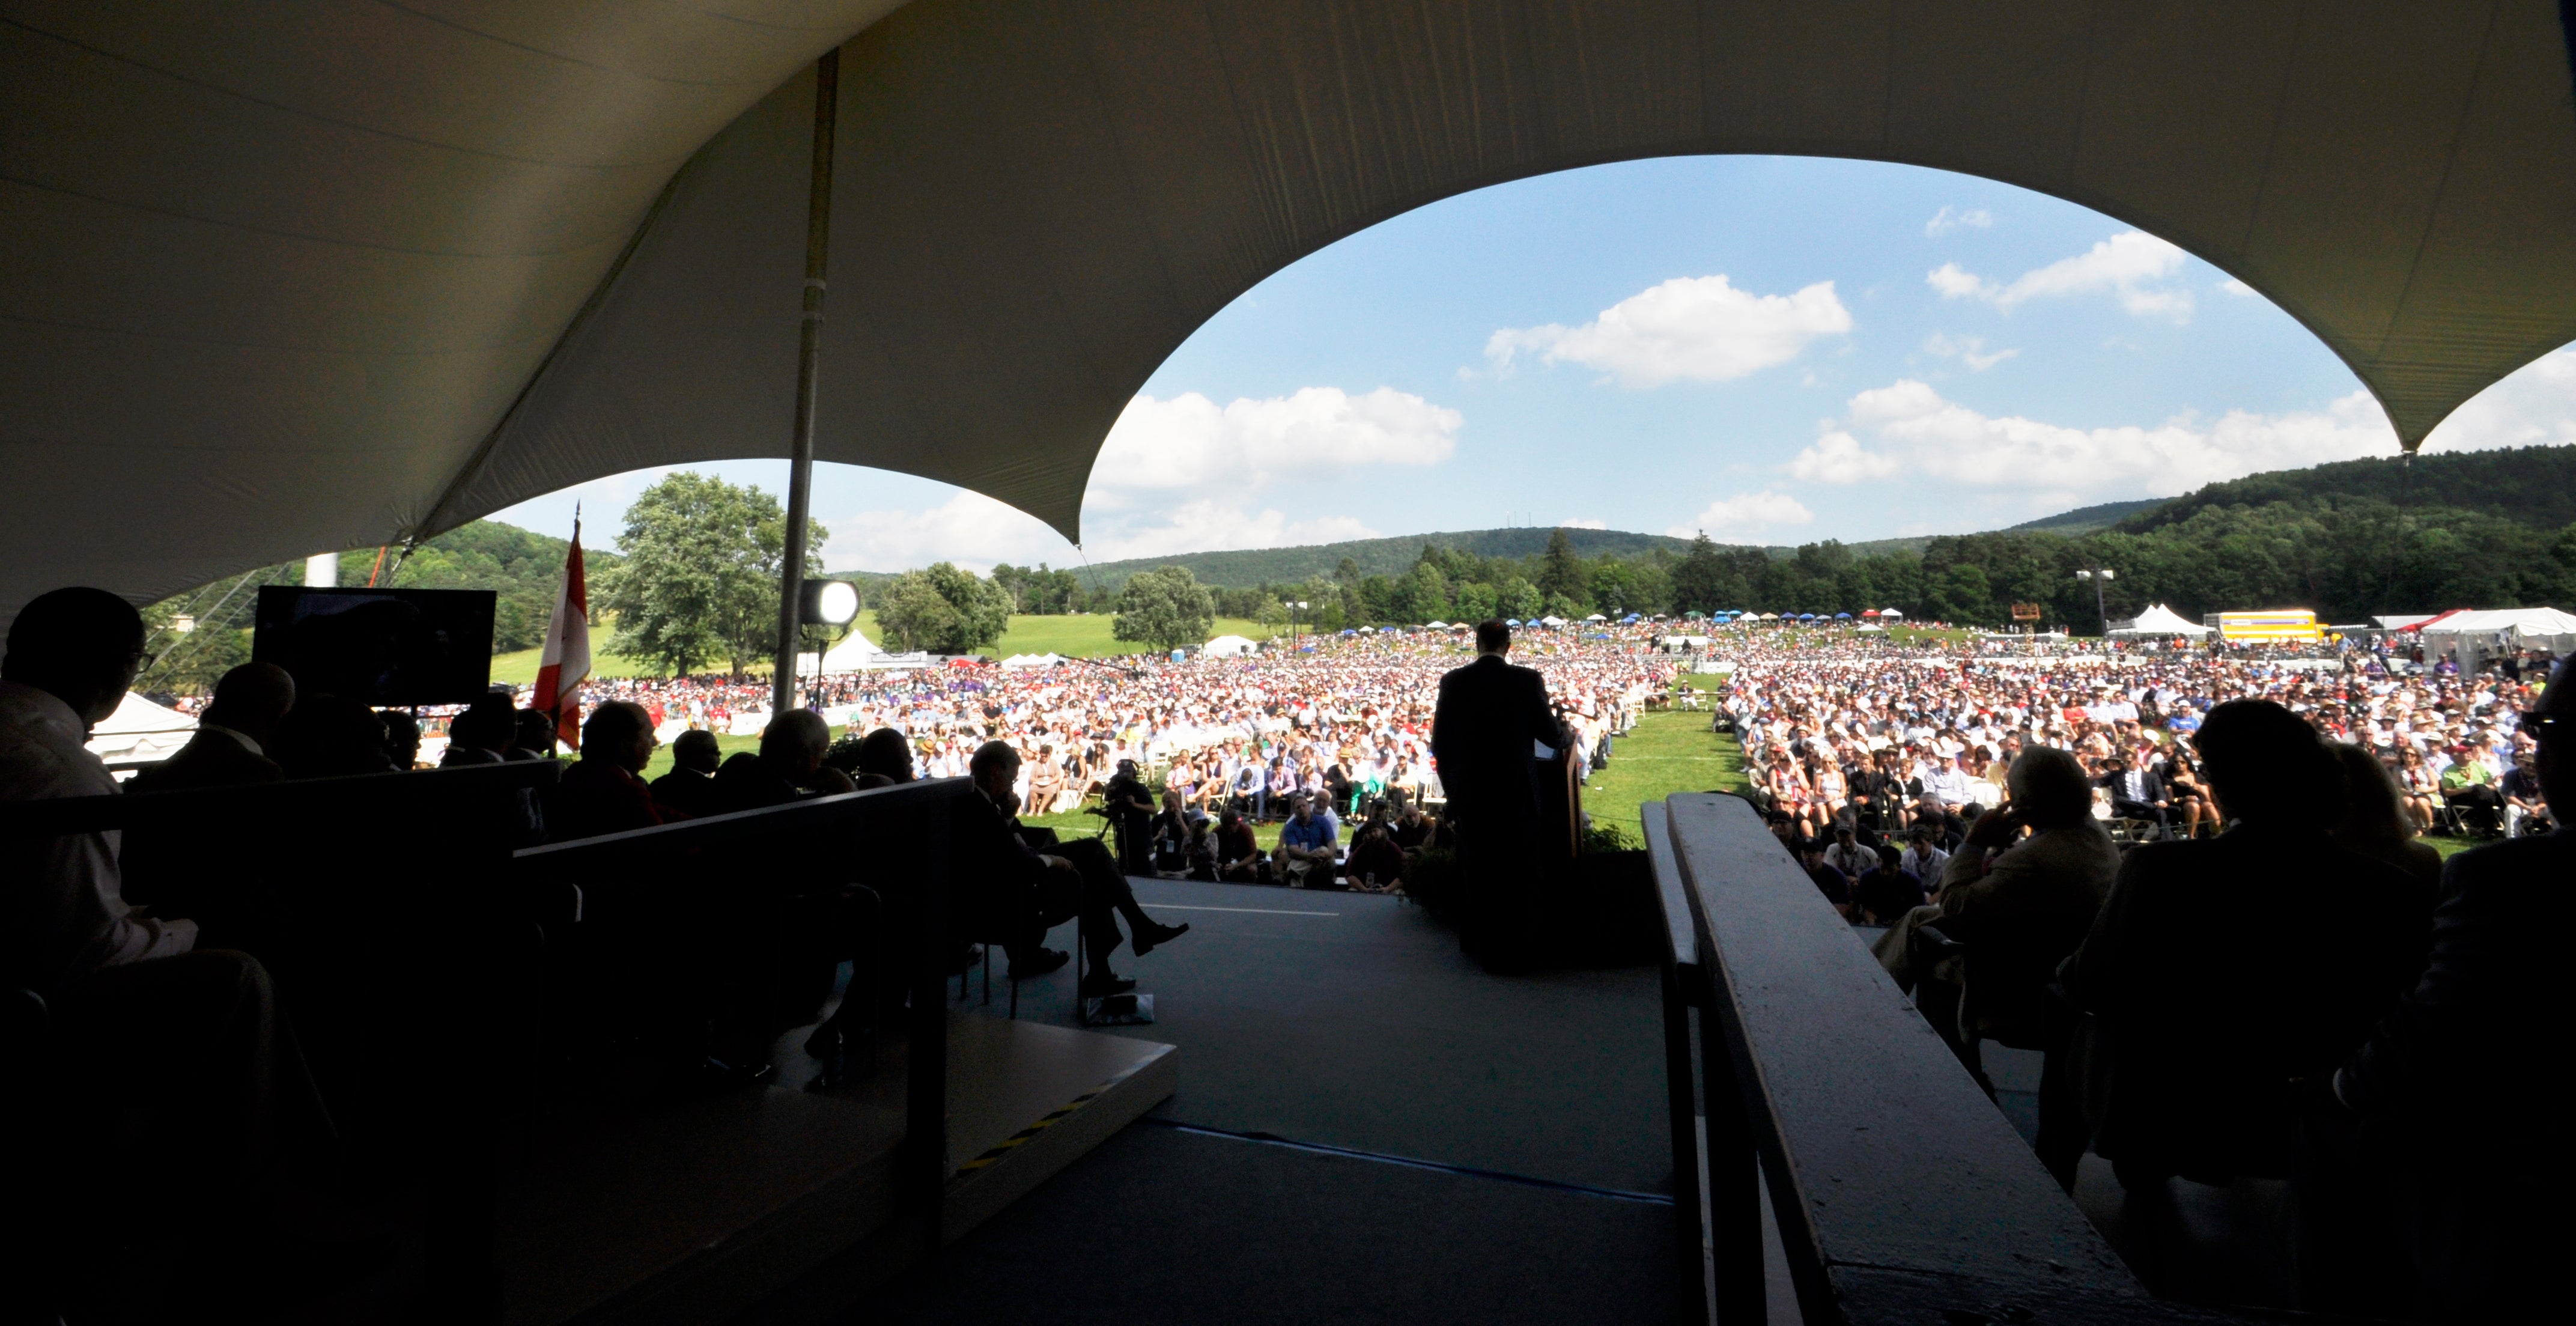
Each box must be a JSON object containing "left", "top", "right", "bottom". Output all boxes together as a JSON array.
[{"left": 774, "top": 49, "right": 839, "bottom": 717}]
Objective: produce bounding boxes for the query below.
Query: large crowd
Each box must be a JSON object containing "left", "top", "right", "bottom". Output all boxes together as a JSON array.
[{"left": 1717, "top": 629, "right": 2552, "bottom": 851}]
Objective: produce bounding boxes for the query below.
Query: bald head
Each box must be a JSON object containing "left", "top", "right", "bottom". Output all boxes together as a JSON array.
[
  {"left": 204, "top": 661, "right": 296, "bottom": 747},
  {"left": 582, "top": 701, "right": 657, "bottom": 773},
  {"left": 761, "top": 709, "right": 831, "bottom": 776},
  {"left": 3, "top": 586, "right": 146, "bottom": 725}
]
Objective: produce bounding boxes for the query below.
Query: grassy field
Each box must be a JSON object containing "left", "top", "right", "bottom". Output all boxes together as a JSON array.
[
  {"left": 1581, "top": 674, "right": 1749, "bottom": 845},
  {"left": 488, "top": 612, "right": 1277, "bottom": 686}
]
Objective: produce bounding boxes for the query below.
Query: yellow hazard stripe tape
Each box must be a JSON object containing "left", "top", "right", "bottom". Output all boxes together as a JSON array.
[{"left": 950, "top": 1057, "right": 1158, "bottom": 1179}]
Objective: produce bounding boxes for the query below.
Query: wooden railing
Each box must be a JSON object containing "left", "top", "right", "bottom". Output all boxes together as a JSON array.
[{"left": 1648, "top": 792, "right": 2258, "bottom": 1326}]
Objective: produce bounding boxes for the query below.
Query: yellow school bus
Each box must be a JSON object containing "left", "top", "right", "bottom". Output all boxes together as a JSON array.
[{"left": 2205, "top": 609, "right": 2322, "bottom": 643}]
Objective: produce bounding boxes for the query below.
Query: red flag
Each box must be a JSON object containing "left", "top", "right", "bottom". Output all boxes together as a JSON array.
[{"left": 532, "top": 516, "right": 591, "bottom": 751}]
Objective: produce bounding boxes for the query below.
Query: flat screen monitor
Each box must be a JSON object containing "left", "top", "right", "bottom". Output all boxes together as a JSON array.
[{"left": 252, "top": 586, "right": 496, "bottom": 707}]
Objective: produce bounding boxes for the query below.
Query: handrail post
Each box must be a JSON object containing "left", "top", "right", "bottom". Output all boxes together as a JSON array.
[
  {"left": 906, "top": 793, "right": 951, "bottom": 1241},
  {"left": 1698, "top": 975, "right": 1766, "bottom": 1325},
  {"left": 1660, "top": 960, "right": 1712, "bottom": 1323}
]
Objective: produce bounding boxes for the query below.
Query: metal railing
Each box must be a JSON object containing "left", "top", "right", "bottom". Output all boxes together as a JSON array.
[{"left": 1648, "top": 792, "right": 2205, "bottom": 1325}]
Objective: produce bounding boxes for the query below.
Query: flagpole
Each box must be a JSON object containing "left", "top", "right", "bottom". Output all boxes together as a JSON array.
[
  {"left": 774, "top": 49, "right": 838, "bottom": 717},
  {"left": 553, "top": 504, "right": 577, "bottom": 752}
]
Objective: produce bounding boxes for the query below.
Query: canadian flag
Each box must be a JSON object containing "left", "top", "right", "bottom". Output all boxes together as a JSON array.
[{"left": 531, "top": 516, "right": 591, "bottom": 752}]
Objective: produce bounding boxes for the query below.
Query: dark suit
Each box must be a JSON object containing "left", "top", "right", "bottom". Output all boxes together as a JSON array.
[
  {"left": 2063, "top": 823, "right": 2434, "bottom": 1184},
  {"left": 2330, "top": 830, "right": 2562, "bottom": 1316},
  {"left": 950, "top": 789, "right": 1131, "bottom": 969},
  {"left": 2094, "top": 767, "right": 2169, "bottom": 832},
  {"left": 126, "top": 728, "right": 283, "bottom": 795},
  {"left": 1430, "top": 653, "right": 1567, "bottom": 965}
]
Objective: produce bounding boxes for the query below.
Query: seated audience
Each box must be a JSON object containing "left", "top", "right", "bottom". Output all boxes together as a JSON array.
[
  {"left": 2094, "top": 752, "right": 2170, "bottom": 836},
  {"left": 0, "top": 588, "right": 350, "bottom": 1306},
  {"left": 956, "top": 741, "right": 1188, "bottom": 996},
  {"left": 2329, "top": 743, "right": 2443, "bottom": 893},
  {"left": 2327, "top": 655, "right": 2568, "bottom": 1319},
  {"left": 266, "top": 694, "right": 393, "bottom": 780},
  {"left": 1850, "top": 843, "right": 1928, "bottom": 925},
  {"left": 127, "top": 661, "right": 295, "bottom": 793},
  {"left": 1214, "top": 807, "right": 1261, "bottom": 883},
  {"left": 711, "top": 710, "right": 848, "bottom": 812},
  {"left": 2064, "top": 699, "right": 2435, "bottom": 1191},
  {"left": 380, "top": 708, "right": 423, "bottom": 770},
  {"left": 649, "top": 728, "right": 724, "bottom": 814},
  {"left": 851, "top": 725, "right": 916, "bottom": 789},
  {"left": 1821, "top": 822, "right": 1876, "bottom": 878},
  {"left": 439, "top": 693, "right": 515, "bottom": 767},
  {"left": 1796, "top": 837, "right": 1853, "bottom": 919},
  {"left": 1874, "top": 746, "right": 2118, "bottom": 1187},
  {"left": 2435, "top": 744, "right": 2502, "bottom": 835},
  {"left": 508, "top": 707, "right": 559, "bottom": 760},
  {"left": 551, "top": 701, "right": 669, "bottom": 840},
  {"left": 1271, "top": 793, "right": 1340, "bottom": 887},
  {"left": 1345, "top": 816, "right": 1408, "bottom": 890},
  {"left": 1897, "top": 823, "right": 1949, "bottom": 884}
]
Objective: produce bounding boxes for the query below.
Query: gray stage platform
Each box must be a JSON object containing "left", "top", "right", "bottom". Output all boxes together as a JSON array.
[{"left": 869, "top": 876, "right": 1694, "bottom": 1324}]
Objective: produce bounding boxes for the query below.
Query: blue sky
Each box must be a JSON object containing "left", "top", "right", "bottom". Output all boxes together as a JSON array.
[{"left": 492, "top": 156, "right": 2576, "bottom": 570}]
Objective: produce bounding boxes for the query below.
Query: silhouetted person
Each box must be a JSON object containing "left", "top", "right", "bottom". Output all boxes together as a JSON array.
[
  {"left": 1096, "top": 757, "right": 1156, "bottom": 873},
  {"left": 957, "top": 741, "right": 1186, "bottom": 996},
  {"left": 507, "top": 707, "right": 556, "bottom": 759},
  {"left": 439, "top": 692, "right": 514, "bottom": 767},
  {"left": 2064, "top": 699, "right": 2434, "bottom": 1190},
  {"left": 1430, "top": 619, "right": 1567, "bottom": 966},
  {"left": 649, "top": 728, "right": 723, "bottom": 815},
  {"left": 2330, "top": 742, "right": 2443, "bottom": 894},
  {"left": 712, "top": 710, "right": 850, "bottom": 812},
  {"left": 551, "top": 701, "right": 667, "bottom": 839},
  {"left": 378, "top": 708, "right": 422, "bottom": 770},
  {"left": 1, "top": 588, "right": 347, "bottom": 1311},
  {"left": 1875, "top": 747, "right": 2118, "bottom": 1187},
  {"left": 267, "top": 694, "right": 392, "bottom": 780},
  {"left": 2330, "top": 656, "right": 2572, "bottom": 1319},
  {"left": 129, "top": 661, "right": 295, "bottom": 794},
  {"left": 850, "top": 726, "right": 914, "bottom": 789}
]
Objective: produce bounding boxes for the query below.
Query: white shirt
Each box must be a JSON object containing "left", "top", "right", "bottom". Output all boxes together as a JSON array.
[{"left": 0, "top": 681, "right": 195, "bottom": 991}]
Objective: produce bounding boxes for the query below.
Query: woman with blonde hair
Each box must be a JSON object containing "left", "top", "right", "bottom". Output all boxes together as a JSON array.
[{"left": 2330, "top": 742, "right": 2443, "bottom": 892}]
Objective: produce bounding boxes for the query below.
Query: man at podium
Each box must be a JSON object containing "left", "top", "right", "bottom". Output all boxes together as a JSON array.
[{"left": 1430, "top": 619, "right": 1567, "bottom": 969}]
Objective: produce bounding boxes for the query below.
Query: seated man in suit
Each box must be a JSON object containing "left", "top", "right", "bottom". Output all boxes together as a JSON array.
[
  {"left": 2092, "top": 752, "right": 2170, "bottom": 836},
  {"left": 128, "top": 662, "right": 294, "bottom": 794},
  {"left": 648, "top": 728, "right": 723, "bottom": 814},
  {"left": 550, "top": 701, "right": 669, "bottom": 840},
  {"left": 2064, "top": 699, "right": 2435, "bottom": 1191},
  {"left": 958, "top": 741, "right": 1186, "bottom": 996}
]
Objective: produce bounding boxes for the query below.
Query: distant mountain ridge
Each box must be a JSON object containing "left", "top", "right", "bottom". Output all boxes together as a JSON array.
[
  {"left": 1056, "top": 526, "right": 1706, "bottom": 591},
  {"left": 2116, "top": 445, "right": 2576, "bottom": 534}
]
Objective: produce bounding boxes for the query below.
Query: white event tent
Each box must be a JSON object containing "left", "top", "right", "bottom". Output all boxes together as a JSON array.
[
  {"left": 84, "top": 692, "right": 197, "bottom": 771},
  {"left": 1201, "top": 635, "right": 1259, "bottom": 658},
  {"left": 2109, "top": 604, "right": 2213, "bottom": 637},
  {"left": 7, "top": 4, "right": 2576, "bottom": 629},
  {"left": 2415, "top": 607, "right": 2576, "bottom": 663}
]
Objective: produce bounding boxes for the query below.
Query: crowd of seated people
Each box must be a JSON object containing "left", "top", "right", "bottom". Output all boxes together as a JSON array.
[{"left": 1779, "top": 661, "right": 2558, "bottom": 1318}]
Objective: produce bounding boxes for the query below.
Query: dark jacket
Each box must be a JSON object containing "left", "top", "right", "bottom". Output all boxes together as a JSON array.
[
  {"left": 550, "top": 758, "right": 667, "bottom": 842},
  {"left": 2095, "top": 767, "right": 2167, "bottom": 805},
  {"left": 1429, "top": 654, "right": 1564, "bottom": 821},
  {"left": 2337, "top": 829, "right": 2562, "bottom": 1166},
  {"left": 126, "top": 728, "right": 284, "bottom": 794},
  {"left": 950, "top": 787, "right": 1058, "bottom": 947},
  {"left": 2064, "top": 823, "right": 2435, "bottom": 1179}
]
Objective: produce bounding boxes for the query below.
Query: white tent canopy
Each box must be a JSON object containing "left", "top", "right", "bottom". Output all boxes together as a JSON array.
[
  {"left": 2416, "top": 607, "right": 2576, "bottom": 654},
  {"left": 9, "top": 4, "right": 2576, "bottom": 626},
  {"left": 84, "top": 691, "right": 197, "bottom": 768},
  {"left": 998, "top": 652, "right": 1067, "bottom": 669},
  {"left": 2110, "top": 603, "right": 2214, "bottom": 637},
  {"left": 1201, "top": 634, "right": 1258, "bottom": 658}
]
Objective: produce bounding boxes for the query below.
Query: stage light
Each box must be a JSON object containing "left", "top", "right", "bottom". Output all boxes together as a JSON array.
[{"left": 801, "top": 578, "right": 860, "bottom": 625}]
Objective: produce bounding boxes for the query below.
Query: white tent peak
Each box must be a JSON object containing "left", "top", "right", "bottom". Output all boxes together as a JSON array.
[{"left": 2110, "top": 603, "right": 2212, "bottom": 636}]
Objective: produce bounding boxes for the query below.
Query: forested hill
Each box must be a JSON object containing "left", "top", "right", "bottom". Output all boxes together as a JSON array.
[
  {"left": 2117, "top": 445, "right": 2576, "bottom": 534},
  {"left": 2005, "top": 498, "right": 2166, "bottom": 535},
  {"left": 1068, "top": 526, "right": 1701, "bottom": 591}
]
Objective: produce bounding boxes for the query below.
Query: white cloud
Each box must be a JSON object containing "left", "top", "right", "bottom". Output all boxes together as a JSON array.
[
  {"left": 1788, "top": 379, "right": 2395, "bottom": 497},
  {"left": 822, "top": 489, "right": 1381, "bottom": 574},
  {"left": 1925, "top": 205, "right": 1994, "bottom": 237},
  {"left": 1558, "top": 517, "right": 1608, "bottom": 529},
  {"left": 2422, "top": 348, "right": 2576, "bottom": 453},
  {"left": 2219, "top": 278, "right": 2258, "bottom": 297},
  {"left": 1486, "top": 275, "right": 1852, "bottom": 386},
  {"left": 1090, "top": 387, "right": 1459, "bottom": 497},
  {"left": 1928, "top": 230, "right": 2193, "bottom": 321},
  {"left": 1666, "top": 490, "right": 1815, "bottom": 542},
  {"left": 1921, "top": 333, "right": 2019, "bottom": 372}
]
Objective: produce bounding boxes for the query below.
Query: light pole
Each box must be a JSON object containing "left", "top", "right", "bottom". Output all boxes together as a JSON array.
[
  {"left": 1284, "top": 600, "right": 1307, "bottom": 651},
  {"left": 2075, "top": 567, "right": 2116, "bottom": 637}
]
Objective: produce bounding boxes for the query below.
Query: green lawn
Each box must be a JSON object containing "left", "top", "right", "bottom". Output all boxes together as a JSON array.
[
  {"left": 1581, "top": 674, "right": 1749, "bottom": 845},
  {"left": 488, "top": 612, "right": 1276, "bottom": 686}
]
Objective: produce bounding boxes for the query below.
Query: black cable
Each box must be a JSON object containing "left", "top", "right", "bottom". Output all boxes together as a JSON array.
[{"left": 1136, "top": 1117, "right": 1674, "bottom": 1206}]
